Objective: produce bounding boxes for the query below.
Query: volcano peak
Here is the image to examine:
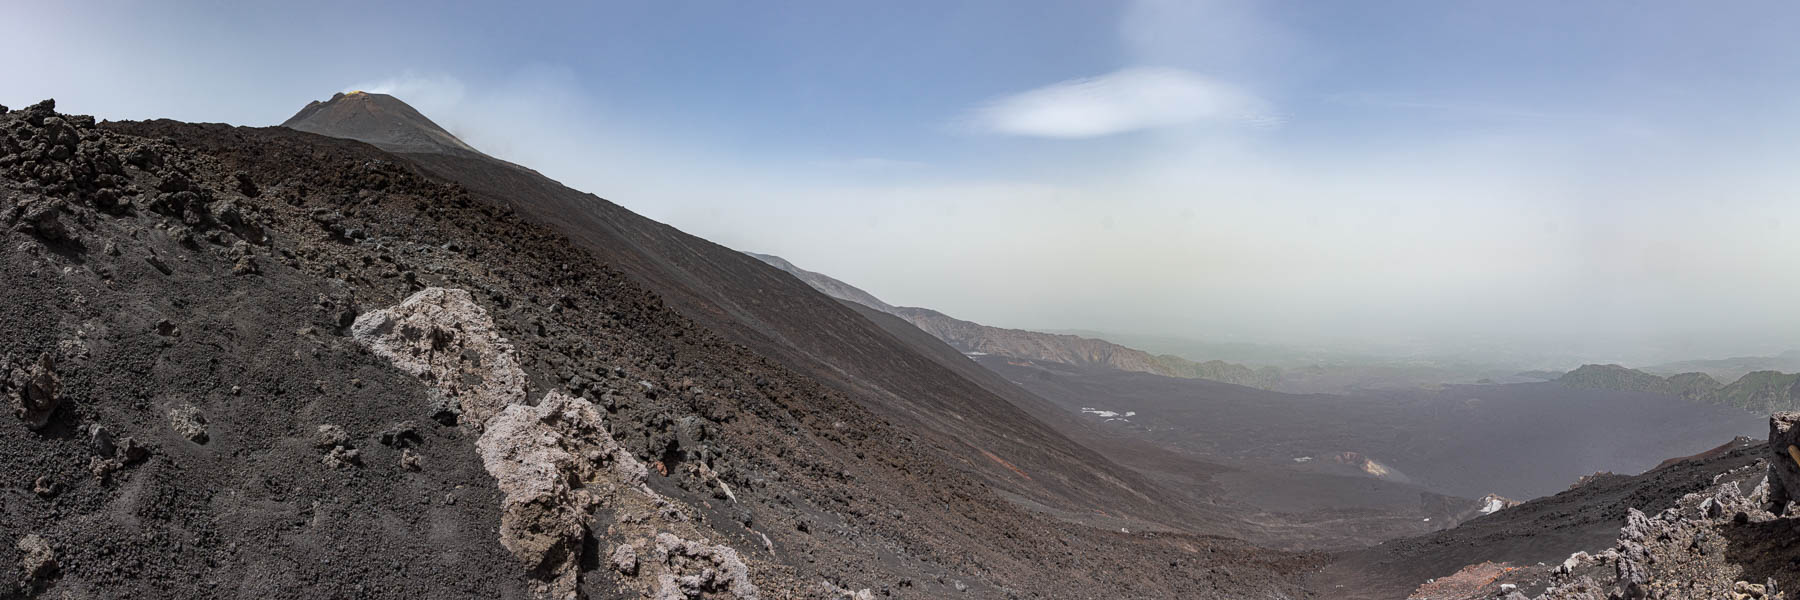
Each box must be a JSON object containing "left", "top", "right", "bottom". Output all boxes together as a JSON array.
[{"left": 281, "top": 91, "right": 478, "bottom": 155}]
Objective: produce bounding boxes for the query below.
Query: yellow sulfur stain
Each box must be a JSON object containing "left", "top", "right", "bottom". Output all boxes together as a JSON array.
[{"left": 1788, "top": 444, "right": 1800, "bottom": 469}]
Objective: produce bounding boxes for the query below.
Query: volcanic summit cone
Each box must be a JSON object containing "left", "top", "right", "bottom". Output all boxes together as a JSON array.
[{"left": 281, "top": 91, "right": 480, "bottom": 155}]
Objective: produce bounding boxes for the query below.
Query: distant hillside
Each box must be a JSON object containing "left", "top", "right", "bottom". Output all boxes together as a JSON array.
[
  {"left": 1640, "top": 350, "right": 1800, "bottom": 382},
  {"left": 1666, "top": 371, "right": 1726, "bottom": 401},
  {"left": 747, "top": 253, "right": 1281, "bottom": 390},
  {"left": 894, "top": 307, "right": 1283, "bottom": 389},
  {"left": 1712, "top": 370, "right": 1800, "bottom": 413},
  {"left": 1558, "top": 364, "right": 1696, "bottom": 397},
  {"left": 1557, "top": 363, "right": 1800, "bottom": 411},
  {"left": 1153, "top": 354, "right": 1285, "bottom": 388}
]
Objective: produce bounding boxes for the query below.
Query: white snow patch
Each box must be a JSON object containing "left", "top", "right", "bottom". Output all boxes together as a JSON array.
[
  {"left": 1293, "top": 456, "right": 1313, "bottom": 463},
  {"left": 1480, "top": 496, "right": 1507, "bottom": 515},
  {"left": 1080, "top": 407, "right": 1136, "bottom": 421}
]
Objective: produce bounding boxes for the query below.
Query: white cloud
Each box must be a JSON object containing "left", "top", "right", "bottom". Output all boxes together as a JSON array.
[{"left": 970, "top": 67, "right": 1274, "bottom": 139}]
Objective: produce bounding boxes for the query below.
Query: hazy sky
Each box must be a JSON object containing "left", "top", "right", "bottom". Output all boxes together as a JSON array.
[{"left": 9, "top": 1, "right": 1800, "bottom": 362}]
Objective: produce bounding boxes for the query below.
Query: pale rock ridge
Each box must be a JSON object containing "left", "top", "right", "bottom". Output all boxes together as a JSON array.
[
  {"left": 350, "top": 287, "right": 528, "bottom": 429},
  {"left": 476, "top": 390, "right": 635, "bottom": 599},
  {"left": 355, "top": 287, "right": 761, "bottom": 600},
  {"left": 648, "top": 532, "right": 758, "bottom": 600}
]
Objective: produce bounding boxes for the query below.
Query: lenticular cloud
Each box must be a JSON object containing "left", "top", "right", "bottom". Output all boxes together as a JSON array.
[{"left": 972, "top": 66, "right": 1273, "bottom": 138}]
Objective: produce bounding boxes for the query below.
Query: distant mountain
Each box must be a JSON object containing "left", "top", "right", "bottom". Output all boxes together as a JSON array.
[
  {"left": 1058, "top": 329, "right": 1571, "bottom": 393},
  {"left": 1666, "top": 371, "right": 1726, "bottom": 401},
  {"left": 1557, "top": 363, "right": 1800, "bottom": 411},
  {"left": 747, "top": 253, "right": 1281, "bottom": 389},
  {"left": 1558, "top": 364, "right": 1694, "bottom": 396},
  {"left": 894, "top": 306, "right": 1282, "bottom": 388},
  {"left": 1640, "top": 350, "right": 1800, "bottom": 382},
  {"left": 1711, "top": 370, "right": 1800, "bottom": 413},
  {"left": 281, "top": 91, "right": 480, "bottom": 155}
]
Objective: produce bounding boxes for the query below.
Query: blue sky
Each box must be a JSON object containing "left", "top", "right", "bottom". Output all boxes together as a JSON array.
[{"left": 9, "top": 1, "right": 1800, "bottom": 362}]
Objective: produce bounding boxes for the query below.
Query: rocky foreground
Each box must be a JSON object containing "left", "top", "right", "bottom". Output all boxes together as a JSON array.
[{"left": 1396, "top": 413, "right": 1800, "bottom": 600}]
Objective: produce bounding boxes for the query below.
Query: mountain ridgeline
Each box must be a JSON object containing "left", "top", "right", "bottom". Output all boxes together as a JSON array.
[
  {"left": 1558, "top": 363, "right": 1800, "bottom": 412},
  {"left": 745, "top": 253, "right": 1283, "bottom": 390},
  {"left": 892, "top": 307, "right": 1282, "bottom": 388}
]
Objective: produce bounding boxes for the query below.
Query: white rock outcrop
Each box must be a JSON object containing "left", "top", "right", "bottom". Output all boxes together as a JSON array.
[
  {"left": 355, "top": 288, "right": 760, "bottom": 600},
  {"left": 477, "top": 391, "right": 649, "bottom": 600},
  {"left": 351, "top": 287, "right": 527, "bottom": 429}
]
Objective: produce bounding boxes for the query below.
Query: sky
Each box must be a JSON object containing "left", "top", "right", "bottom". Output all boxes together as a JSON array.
[{"left": 8, "top": 1, "right": 1800, "bottom": 364}]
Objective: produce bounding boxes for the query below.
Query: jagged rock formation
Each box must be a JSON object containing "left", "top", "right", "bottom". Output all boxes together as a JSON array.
[
  {"left": 643, "top": 533, "right": 758, "bottom": 600},
  {"left": 1311, "top": 434, "right": 1772, "bottom": 599},
  {"left": 350, "top": 287, "right": 528, "bottom": 429},
  {"left": 357, "top": 287, "right": 764, "bottom": 600},
  {"left": 1478, "top": 468, "right": 1784, "bottom": 599},
  {"left": 1342, "top": 415, "right": 1800, "bottom": 599},
  {"left": 476, "top": 391, "right": 619, "bottom": 598},
  {"left": 1767, "top": 412, "right": 1800, "bottom": 511}
]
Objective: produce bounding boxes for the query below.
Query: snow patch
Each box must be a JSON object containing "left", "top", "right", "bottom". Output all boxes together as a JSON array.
[
  {"left": 1480, "top": 496, "right": 1506, "bottom": 515},
  {"left": 1079, "top": 407, "right": 1136, "bottom": 421}
]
